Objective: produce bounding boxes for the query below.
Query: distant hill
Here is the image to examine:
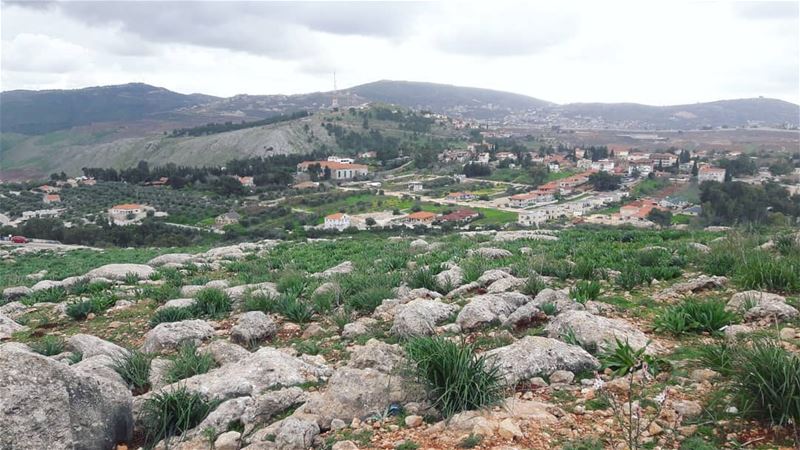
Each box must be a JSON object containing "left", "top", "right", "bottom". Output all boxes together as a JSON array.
[
  {"left": 554, "top": 98, "right": 800, "bottom": 129},
  {"left": 3, "top": 81, "right": 797, "bottom": 136},
  {"left": 0, "top": 83, "right": 217, "bottom": 134},
  {"left": 346, "top": 80, "right": 553, "bottom": 119}
]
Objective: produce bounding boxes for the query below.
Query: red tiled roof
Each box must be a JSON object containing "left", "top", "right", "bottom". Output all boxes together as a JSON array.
[
  {"left": 298, "top": 161, "right": 368, "bottom": 170},
  {"left": 112, "top": 203, "right": 143, "bottom": 210},
  {"left": 407, "top": 211, "right": 436, "bottom": 220}
]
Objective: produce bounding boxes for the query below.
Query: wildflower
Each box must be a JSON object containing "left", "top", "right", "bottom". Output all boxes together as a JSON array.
[{"left": 654, "top": 390, "right": 667, "bottom": 405}]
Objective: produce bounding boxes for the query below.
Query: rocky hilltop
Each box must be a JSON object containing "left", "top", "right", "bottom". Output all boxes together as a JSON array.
[{"left": 1, "top": 229, "right": 799, "bottom": 449}]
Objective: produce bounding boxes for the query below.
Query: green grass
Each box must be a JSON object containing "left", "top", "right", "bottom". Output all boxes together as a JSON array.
[
  {"left": 654, "top": 298, "right": 739, "bottom": 335},
  {"left": 29, "top": 335, "right": 65, "bottom": 356},
  {"left": 0, "top": 247, "right": 201, "bottom": 290},
  {"left": 729, "top": 338, "right": 800, "bottom": 427},
  {"left": 193, "top": 288, "right": 231, "bottom": 318},
  {"left": 570, "top": 280, "right": 601, "bottom": 304},
  {"left": 149, "top": 307, "right": 195, "bottom": 328},
  {"left": 164, "top": 343, "right": 216, "bottom": 383},
  {"left": 405, "top": 336, "right": 505, "bottom": 418},
  {"left": 140, "top": 386, "right": 217, "bottom": 449},
  {"left": 112, "top": 350, "right": 153, "bottom": 393}
]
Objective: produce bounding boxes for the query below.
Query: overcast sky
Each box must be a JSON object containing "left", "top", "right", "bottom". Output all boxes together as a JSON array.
[{"left": 2, "top": 1, "right": 798, "bottom": 105}]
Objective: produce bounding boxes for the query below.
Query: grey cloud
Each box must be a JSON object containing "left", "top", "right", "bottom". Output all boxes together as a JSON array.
[
  {"left": 435, "top": 17, "right": 578, "bottom": 57},
  {"left": 732, "top": 1, "right": 799, "bottom": 20},
  {"left": 8, "top": 1, "right": 425, "bottom": 59}
]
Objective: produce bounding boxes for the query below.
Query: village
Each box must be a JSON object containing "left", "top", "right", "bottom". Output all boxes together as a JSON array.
[{"left": 2, "top": 134, "right": 799, "bottom": 240}]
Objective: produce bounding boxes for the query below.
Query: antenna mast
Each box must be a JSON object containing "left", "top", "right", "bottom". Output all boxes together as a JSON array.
[{"left": 331, "top": 72, "right": 339, "bottom": 109}]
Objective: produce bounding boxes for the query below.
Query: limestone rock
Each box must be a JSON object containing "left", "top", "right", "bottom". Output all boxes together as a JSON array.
[
  {"left": 545, "top": 310, "right": 659, "bottom": 354},
  {"left": 727, "top": 291, "right": 799, "bottom": 322},
  {"left": 390, "top": 299, "right": 458, "bottom": 338},
  {"left": 157, "top": 298, "right": 197, "bottom": 311},
  {"left": 147, "top": 253, "right": 194, "bottom": 267},
  {"left": 203, "top": 339, "right": 251, "bottom": 366},
  {"left": 141, "top": 320, "right": 214, "bottom": 353},
  {"left": 231, "top": 311, "right": 278, "bottom": 345},
  {"left": 0, "top": 343, "right": 133, "bottom": 450},
  {"left": 66, "top": 334, "right": 129, "bottom": 360},
  {"left": 313, "top": 261, "right": 354, "bottom": 279},
  {"left": 435, "top": 265, "right": 464, "bottom": 290},
  {"left": 2, "top": 286, "right": 31, "bottom": 302},
  {"left": 655, "top": 275, "right": 727, "bottom": 300},
  {"left": 153, "top": 347, "right": 331, "bottom": 402},
  {"left": 473, "top": 247, "right": 513, "bottom": 259},
  {"left": 86, "top": 263, "right": 155, "bottom": 281},
  {"left": 300, "top": 366, "right": 425, "bottom": 429},
  {"left": 0, "top": 313, "right": 26, "bottom": 339},
  {"left": 347, "top": 339, "right": 405, "bottom": 373},
  {"left": 485, "top": 336, "right": 599, "bottom": 385},
  {"left": 456, "top": 292, "right": 529, "bottom": 331}
]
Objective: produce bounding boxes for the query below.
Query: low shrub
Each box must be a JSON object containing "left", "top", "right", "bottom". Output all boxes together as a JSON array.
[
  {"left": 138, "top": 283, "right": 181, "bottom": 302},
  {"left": 149, "top": 307, "right": 195, "bottom": 328},
  {"left": 193, "top": 288, "right": 231, "bottom": 318},
  {"left": 521, "top": 274, "right": 546, "bottom": 297},
  {"left": 346, "top": 286, "right": 393, "bottom": 314},
  {"left": 30, "top": 335, "right": 65, "bottom": 356},
  {"left": 461, "top": 258, "right": 490, "bottom": 284},
  {"left": 23, "top": 286, "right": 67, "bottom": 305},
  {"left": 729, "top": 338, "right": 800, "bottom": 427},
  {"left": 112, "top": 350, "right": 153, "bottom": 393},
  {"left": 274, "top": 295, "right": 314, "bottom": 324},
  {"left": 395, "top": 440, "right": 419, "bottom": 450},
  {"left": 570, "top": 280, "right": 600, "bottom": 304},
  {"left": 540, "top": 302, "right": 558, "bottom": 316},
  {"left": 164, "top": 343, "right": 216, "bottom": 383},
  {"left": 696, "top": 340, "right": 735, "bottom": 377},
  {"left": 66, "top": 300, "right": 94, "bottom": 321},
  {"left": 276, "top": 270, "right": 309, "bottom": 298},
  {"left": 405, "top": 336, "right": 505, "bottom": 418},
  {"left": 407, "top": 264, "right": 441, "bottom": 291},
  {"left": 735, "top": 251, "right": 800, "bottom": 293},
  {"left": 124, "top": 272, "right": 140, "bottom": 285},
  {"left": 599, "top": 338, "right": 660, "bottom": 377},
  {"left": 458, "top": 434, "right": 483, "bottom": 448},
  {"left": 654, "top": 298, "right": 738, "bottom": 335},
  {"left": 140, "top": 387, "right": 217, "bottom": 448},
  {"left": 243, "top": 292, "right": 276, "bottom": 313},
  {"left": 561, "top": 438, "right": 604, "bottom": 450}
]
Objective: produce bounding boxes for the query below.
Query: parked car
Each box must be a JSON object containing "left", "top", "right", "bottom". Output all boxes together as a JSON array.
[{"left": 10, "top": 236, "right": 29, "bottom": 244}]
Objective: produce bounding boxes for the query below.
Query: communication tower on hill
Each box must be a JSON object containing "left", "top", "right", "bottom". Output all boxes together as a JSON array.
[{"left": 331, "top": 72, "right": 339, "bottom": 109}]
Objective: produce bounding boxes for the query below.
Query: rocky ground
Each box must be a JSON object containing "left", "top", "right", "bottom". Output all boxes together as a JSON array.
[{"left": 1, "top": 229, "right": 799, "bottom": 450}]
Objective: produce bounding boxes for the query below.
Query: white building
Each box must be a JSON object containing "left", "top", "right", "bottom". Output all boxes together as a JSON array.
[
  {"left": 509, "top": 191, "right": 555, "bottom": 208},
  {"left": 408, "top": 182, "right": 424, "bottom": 192},
  {"left": 327, "top": 156, "right": 355, "bottom": 164},
  {"left": 324, "top": 213, "right": 352, "bottom": 230},
  {"left": 591, "top": 159, "right": 615, "bottom": 172},
  {"left": 698, "top": 166, "right": 726, "bottom": 183}
]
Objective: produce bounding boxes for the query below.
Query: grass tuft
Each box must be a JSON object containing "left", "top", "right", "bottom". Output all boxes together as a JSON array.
[
  {"left": 140, "top": 386, "right": 217, "bottom": 448},
  {"left": 112, "top": 350, "right": 153, "bottom": 394},
  {"left": 164, "top": 342, "right": 216, "bottom": 383},
  {"left": 405, "top": 336, "right": 505, "bottom": 418},
  {"left": 30, "top": 335, "right": 65, "bottom": 356},
  {"left": 149, "top": 307, "right": 195, "bottom": 328}
]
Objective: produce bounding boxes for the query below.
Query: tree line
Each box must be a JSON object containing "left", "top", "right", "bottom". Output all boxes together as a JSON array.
[{"left": 169, "top": 111, "right": 310, "bottom": 137}]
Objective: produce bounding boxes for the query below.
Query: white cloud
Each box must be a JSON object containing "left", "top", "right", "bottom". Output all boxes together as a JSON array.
[{"left": 1, "top": 0, "right": 797, "bottom": 105}]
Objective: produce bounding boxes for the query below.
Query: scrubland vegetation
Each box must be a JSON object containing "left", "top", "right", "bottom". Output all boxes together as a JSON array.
[{"left": 3, "top": 226, "right": 800, "bottom": 449}]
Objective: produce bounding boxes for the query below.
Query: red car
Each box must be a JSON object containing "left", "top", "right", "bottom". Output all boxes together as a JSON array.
[{"left": 10, "top": 236, "right": 28, "bottom": 244}]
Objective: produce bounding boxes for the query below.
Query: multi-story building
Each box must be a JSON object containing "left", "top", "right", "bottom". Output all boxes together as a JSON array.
[
  {"left": 297, "top": 161, "right": 369, "bottom": 181},
  {"left": 698, "top": 166, "right": 726, "bottom": 183}
]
